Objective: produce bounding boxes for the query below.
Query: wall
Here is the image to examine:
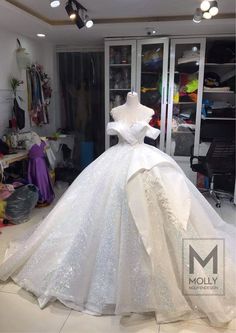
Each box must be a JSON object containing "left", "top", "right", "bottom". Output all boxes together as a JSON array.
[{"left": 0, "top": 28, "right": 56, "bottom": 137}]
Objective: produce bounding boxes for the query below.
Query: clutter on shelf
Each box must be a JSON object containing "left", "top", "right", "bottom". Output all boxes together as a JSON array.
[{"left": 206, "top": 40, "right": 235, "bottom": 64}]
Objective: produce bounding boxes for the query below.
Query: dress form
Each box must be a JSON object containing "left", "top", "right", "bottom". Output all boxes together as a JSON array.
[{"left": 111, "top": 92, "right": 154, "bottom": 124}]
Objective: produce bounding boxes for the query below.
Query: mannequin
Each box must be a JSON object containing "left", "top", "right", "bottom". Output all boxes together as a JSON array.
[
  {"left": 111, "top": 92, "right": 154, "bottom": 124},
  {"left": 27, "top": 132, "right": 54, "bottom": 206}
]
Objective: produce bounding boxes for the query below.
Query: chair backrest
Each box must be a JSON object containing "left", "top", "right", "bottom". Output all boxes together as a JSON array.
[{"left": 206, "top": 139, "right": 235, "bottom": 173}]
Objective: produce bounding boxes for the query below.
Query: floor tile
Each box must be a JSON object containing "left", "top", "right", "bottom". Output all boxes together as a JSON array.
[
  {"left": 189, "top": 318, "right": 236, "bottom": 332},
  {"left": 159, "top": 318, "right": 236, "bottom": 333},
  {"left": 227, "top": 319, "right": 236, "bottom": 331},
  {"left": 0, "top": 183, "right": 67, "bottom": 265},
  {"left": 61, "top": 312, "right": 158, "bottom": 333},
  {"left": 204, "top": 194, "right": 222, "bottom": 216},
  {"left": 220, "top": 202, "right": 236, "bottom": 226},
  {"left": 0, "top": 279, "right": 21, "bottom": 294},
  {"left": 0, "top": 292, "right": 70, "bottom": 333}
]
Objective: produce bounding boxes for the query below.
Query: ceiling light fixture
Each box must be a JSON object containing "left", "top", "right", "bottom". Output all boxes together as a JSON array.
[
  {"left": 193, "top": 1, "right": 218, "bottom": 23},
  {"left": 50, "top": 0, "right": 60, "bottom": 8},
  {"left": 203, "top": 11, "right": 212, "bottom": 19},
  {"left": 65, "top": 1, "right": 77, "bottom": 20},
  {"left": 209, "top": 0, "right": 219, "bottom": 16},
  {"left": 75, "top": 13, "right": 85, "bottom": 29},
  {"left": 193, "top": 8, "right": 202, "bottom": 23},
  {"left": 37, "top": 33, "right": 46, "bottom": 38},
  {"left": 84, "top": 14, "right": 94, "bottom": 28},
  {"left": 65, "top": 1, "right": 94, "bottom": 30},
  {"left": 200, "top": 0, "right": 210, "bottom": 11}
]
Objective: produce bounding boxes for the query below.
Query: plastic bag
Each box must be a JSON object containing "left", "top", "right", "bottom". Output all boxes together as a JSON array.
[{"left": 5, "top": 185, "right": 39, "bottom": 224}]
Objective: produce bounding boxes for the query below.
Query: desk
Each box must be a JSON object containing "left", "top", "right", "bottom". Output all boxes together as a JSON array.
[{"left": 0, "top": 151, "right": 28, "bottom": 169}]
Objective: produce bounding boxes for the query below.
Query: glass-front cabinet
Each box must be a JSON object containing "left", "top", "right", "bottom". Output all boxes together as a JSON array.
[
  {"left": 105, "top": 36, "right": 234, "bottom": 184},
  {"left": 105, "top": 38, "right": 169, "bottom": 150},
  {"left": 105, "top": 40, "right": 136, "bottom": 148},
  {"left": 105, "top": 38, "right": 205, "bottom": 157},
  {"left": 166, "top": 38, "right": 206, "bottom": 158},
  {"left": 136, "top": 38, "right": 169, "bottom": 151}
]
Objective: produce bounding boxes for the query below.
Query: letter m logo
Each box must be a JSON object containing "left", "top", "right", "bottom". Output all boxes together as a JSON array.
[{"left": 189, "top": 245, "right": 218, "bottom": 274}]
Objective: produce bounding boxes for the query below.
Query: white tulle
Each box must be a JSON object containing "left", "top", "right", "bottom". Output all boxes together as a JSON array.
[{"left": 0, "top": 120, "right": 235, "bottom": 326}]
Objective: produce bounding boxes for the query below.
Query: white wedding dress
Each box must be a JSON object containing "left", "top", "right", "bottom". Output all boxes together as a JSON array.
[{"left": 0, "top": 120, "right": 235, "bottom": 326}]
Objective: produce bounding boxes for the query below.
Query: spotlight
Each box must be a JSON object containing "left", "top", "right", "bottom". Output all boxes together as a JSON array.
[
  {"left": 200, "top": 0, "right": 210, "bottom": 11},
  {"left": 65, "top": 1, "right": 77, "bottom": 20},
  {"left": 84, "top": 15, "right": 94, "bottom": 28},
  {"left": 193, "top": 8, "right": 202, "bottom": 23},
  {"left": 203, "top": 11, "right": 212, "bottom": 19},
  {"left": 70, "top": 12, "right": 77, "bottom": 20},
  {"left": 75, "top": 13, "right": 85, "bottom": 29},
  {"left": 65, "top": 1, "right": 94, "bottom": 30},
  {"left": 209, "top": 1, "right": 219, "bottom": 16},
  {"left": 50, "top": 0, "right": 60, "bottom": 7},
  {"left": 37, "top": 33, "right": 46, "bottom": 38}
]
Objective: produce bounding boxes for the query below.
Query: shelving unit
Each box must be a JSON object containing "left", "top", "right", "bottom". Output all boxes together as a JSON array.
[
  {"left": 166, "top": 38, "right": 206, "bottom": 161},
  {"left": 104, "top": 35, "right": 235, "bottom": 184},
  {"left": 105, "top": 37, "right": 169, "bottom": 150},
  {"left": 105, "top": 39, "right": 137, "bottom": 148},
  {"left": 200, "top": 36, "right": 235, "bottom": 142}
]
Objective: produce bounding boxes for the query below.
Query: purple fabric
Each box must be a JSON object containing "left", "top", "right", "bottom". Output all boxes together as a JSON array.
[{"left": 28, "top": 141, "right": 54, "bottom": 203}]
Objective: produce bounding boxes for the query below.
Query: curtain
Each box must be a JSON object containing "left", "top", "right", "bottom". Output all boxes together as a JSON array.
[{"left": 58, "top": 52, "right": 105, "bottom": 169}]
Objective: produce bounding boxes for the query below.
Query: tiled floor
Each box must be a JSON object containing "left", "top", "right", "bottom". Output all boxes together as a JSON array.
[{"left": 0, "top": 187, "right": 235, "bottom": 333}]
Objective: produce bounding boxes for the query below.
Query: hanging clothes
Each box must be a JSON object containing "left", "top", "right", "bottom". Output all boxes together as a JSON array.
[{"left": 26, "top": 64, "right": 52, "bottom": 126}]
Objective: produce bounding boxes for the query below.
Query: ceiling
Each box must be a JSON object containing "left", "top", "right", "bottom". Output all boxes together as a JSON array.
[{"left": 0, "top": 0, "right": 235, "bottom": 45}]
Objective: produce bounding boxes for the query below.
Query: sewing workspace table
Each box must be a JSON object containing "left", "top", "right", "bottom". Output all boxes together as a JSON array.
[{"left": 0, "top": 150, "right": 28, "bottom": 169}]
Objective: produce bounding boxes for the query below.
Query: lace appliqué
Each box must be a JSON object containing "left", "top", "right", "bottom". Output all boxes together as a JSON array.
[{"left": 143, "top": 171, "right": 186, "bottom": 231}]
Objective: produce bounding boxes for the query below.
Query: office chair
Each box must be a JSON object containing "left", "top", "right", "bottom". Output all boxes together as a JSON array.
[{"left": 190, "top": 139, "right": 235, "bottom": 207}]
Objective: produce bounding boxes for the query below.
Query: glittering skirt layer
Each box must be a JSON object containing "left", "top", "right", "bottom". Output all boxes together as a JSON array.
[{"left": 0, "top": 143, "right": 235, "bottom": 326}]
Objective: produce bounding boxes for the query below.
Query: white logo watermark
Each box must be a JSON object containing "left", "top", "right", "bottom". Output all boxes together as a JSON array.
[{"left": 182, "top": 238, "right": 225, "bottom": 296}]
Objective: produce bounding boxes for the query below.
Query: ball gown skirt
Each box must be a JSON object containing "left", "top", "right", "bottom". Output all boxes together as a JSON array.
[{"left": 0, "top": 121, "right": 235, "bottom": 326}]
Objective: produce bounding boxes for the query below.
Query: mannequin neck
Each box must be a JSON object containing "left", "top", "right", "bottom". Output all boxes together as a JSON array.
[
  {"left": 125, "top": 92, "right": 140, "bottom": 108},
  {"left": 110, "top": 91, "right": 154, "bottom": 123}
]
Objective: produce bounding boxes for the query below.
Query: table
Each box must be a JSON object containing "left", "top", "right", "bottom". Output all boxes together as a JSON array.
[{"left": 0, "top": 150, "right": 28, "bottom": 169}]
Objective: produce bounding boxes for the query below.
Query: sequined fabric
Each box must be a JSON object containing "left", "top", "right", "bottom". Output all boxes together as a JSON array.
[{"left": 0, "top": 120, "right": 235, "bottom": 326}]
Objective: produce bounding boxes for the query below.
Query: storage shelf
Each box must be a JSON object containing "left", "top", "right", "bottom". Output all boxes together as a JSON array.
[
  {"left": 141, "top": 71, "right": 158, "bottom": 75},
  {"left": 202, "top": 117, "right": 236, "bottom": 121},
  {"left": 203, "top": 90, "right": 235, "bottom": 94},
  {"left": 205, "top": 63, "right": 236, "bottom": 66},
  {"left": 110, "top": 89, "right": 130, "bottom": 91},
  {"left": 174, "top": 102, "right": 196, "bottom": 105},
  {"left": 110, "top": 64, "right": 131, "bottom": 67}
]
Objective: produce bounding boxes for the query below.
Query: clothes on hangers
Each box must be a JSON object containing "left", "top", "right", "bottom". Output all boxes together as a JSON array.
[{"left": 26, "top": 64, "right": 52, "bottom": 126}]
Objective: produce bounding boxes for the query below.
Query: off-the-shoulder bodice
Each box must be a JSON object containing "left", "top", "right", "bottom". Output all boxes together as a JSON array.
[{"left": 107, "top": 121, "right": 160, "bottom": 145}]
